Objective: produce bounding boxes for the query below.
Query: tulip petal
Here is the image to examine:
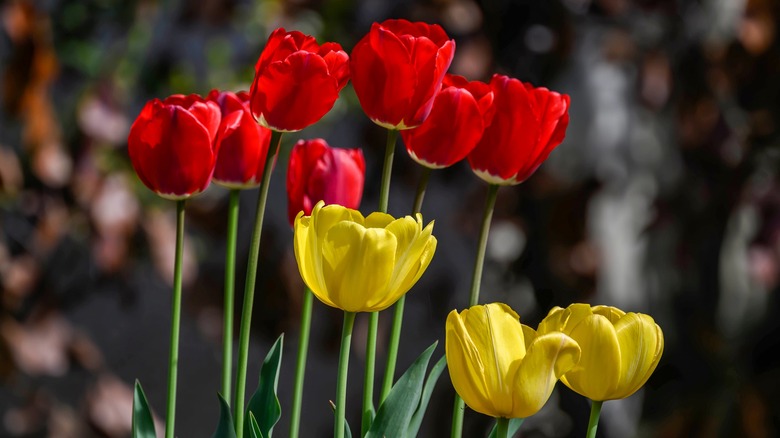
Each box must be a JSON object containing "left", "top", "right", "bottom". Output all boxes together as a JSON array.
[
  {"left": 294, "top": 212, "right": 335, "bottom": 308},
  {"left": 446, "top": 309, "right": 495, "bottom": 417},
  {"left": 460, "top": 303, "right": 526, "bottom": 416},
  {"left": 321, "top": 222, "right": 397, "bottom": 312},
  {"left": 385, "top": 218, "right": 436, "bottom": 300},
  {"left": 562, "top": 314, "right": 621, "bottom": 401},
  {"left": 512, "top": 332, "right": 580, "bottom": 418},
  {"left": 612, "top": 313, "right": 664, "bottom": 399},
  {"left": 253, "top": 51, "right": 340, "bottom": 132},
  {"left": 364, "top": 211, "right": 395, "bottom": 229}
]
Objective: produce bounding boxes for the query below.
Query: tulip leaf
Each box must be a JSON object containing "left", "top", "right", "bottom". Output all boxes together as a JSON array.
[
  {"left": 365, "top": 341, "right": 438, "bottom": 438},
  {"left": 248, "top": 413, "right": 266, "bottom": 438},
  {"left": 407, "top": 355, "right": 447, "bottom": 437},
  {"left": 487, "top": 418, "right": 524, "bottom": 438},
  {"left": 244, "top": 334, "right": 284, "bottom": 438},
  {"left": 211, "top": 394, "right": 237, "bottom": 438},
  {"left": 132, "top": 380, "right": 156, "bottom": 438}
]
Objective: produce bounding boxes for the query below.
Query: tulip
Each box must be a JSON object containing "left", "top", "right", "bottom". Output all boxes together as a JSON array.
[
  {"left": 293, "top": 201, "right": 437, "bottom": 313},
  {"left": 286, "top": 139, "right": 366, "bottom": 225},
  {"left": 537, "top": 303, "right": 664, "bottom": 401},
  {"left": 351, "top": 19, "right": 456, "bottom": 130},
  {"left": 401, "top": 74, "right": 494, "bottom": 168},
  {"left": 249, "top": 28, "right": 350, "bottom": 132},
  {"left": 207, "top": 90, "right": 273, "bottom": 189},
  {"left": 446, "top": 303, "right": 581, "bottom": 419},
  {"left": 467, "top": 74, "right": 570, "bottom": 185},
  {"left": 127, "top": 94, "right": 220, "bottom": 199}
]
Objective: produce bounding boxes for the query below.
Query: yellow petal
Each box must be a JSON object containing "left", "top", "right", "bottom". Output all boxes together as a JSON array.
[
  {"left": 365, "top": 211, "right": 395, "bottom": 228},
  {"left": 512, "top": 332, "right": 580, "bottom": 418},
  {"left": 313, "top": 202, "right": 365, "bottom": 239},
  {"left": 446, "top": 309, "right": 495, "bottom": 417},
  {"left": 294, "top": 211, "right": 332, "bottom": 306},
  {"left": 562, "top": 314, "right": 621, "bottom": 401},
  {"left": 461, "top": 303, "right": 525, "bottom": 416},
  {"left": 321, "top": 221, "right": 397, "bottom": 312},
  {"left": 612, "top": 313, "right": 664, "bottom": 399},
  {"left": 592, "top": 305, "right": 625, "bottom": 324},
  {"left": 385, "top": 218, "right": 436, "bottom": 299}
]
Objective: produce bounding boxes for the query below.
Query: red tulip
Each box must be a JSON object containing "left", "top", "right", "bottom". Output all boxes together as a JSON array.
[
  {"left": 467, "top": 74, "right": 570, "bottom": 185},
  {"left": 286, "top": 139, "right": 366, "bottom": 225},
  {"left": 128, "top": 94, "right": 221, "bottom": 199},
  {"left": 207, "top": 90, "right": 273, "bottom": 188},
  {"left": 350, "top": 19, "right": 455, "bottom": 130},
  {"left": 401, "top": 74, "right": 494, "bottom": 168},
  {"left": 249, "top": 28, "right": 350, "bottom": 132}
]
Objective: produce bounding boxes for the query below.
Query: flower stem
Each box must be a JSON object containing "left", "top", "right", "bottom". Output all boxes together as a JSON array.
[
  {"left": 586, "top": 400, "right": 603, "bottom": 438},
  {"left": 378, "top": 129, "right": 397, "bottom": 212},
  {"left": 362, "top": 312, "right": 378, "bottom": 435},
  {"left": 452, "top": 183, "right": 500, "bottom": 437},
  {"left": 289, "top": 286, "right": 314, "bottom": 438},
  {"left": 336, "top": 312, "right": 357, "bottom": 438},
  {"left": 379, "top": 166, "right": 431, "bottom": 402},
  {"left": 495, "top": 417, "right": 510, "bottom": 438},
  {"left": 468, "top": 183, "right": 499, "bottom": 307},
  {"left": 233, "top": 130, "right": 282, "bottom": 438},
  {"left": 222, "top": 189, "right": 240, "bottom": 402},
  {"left": 164, "top": 199, "right": 185, "bottom": 438},
  {"left": 361, "top": 128, "right": 398, "bottom": 432}
]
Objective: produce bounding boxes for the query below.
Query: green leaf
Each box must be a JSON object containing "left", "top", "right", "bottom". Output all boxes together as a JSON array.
[
  {"left": 366, "top": 341, "right": 438, "bottom": 438},
  {"left": 132, "top": 380, "right": 156, "bottom": 438},
  {"left": 244, "top": 334, "right": 284, "bottom": 438},
  {"left": 487, "top": 418, "right": 524, "bottom": 438},
  {"left": 247, "top": 413, "right": 266, "bottom": 438},
  {"left": 407, "top": 355, "right": 447, "bottom": 437},
  {"left": 211, "top": 394, "right": 237, "bottom": 438}
]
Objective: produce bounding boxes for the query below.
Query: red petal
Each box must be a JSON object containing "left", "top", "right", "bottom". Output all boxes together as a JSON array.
[
  {"left": 213, "top": 109, "right": 271, "bottom": 186},
  {"left": 402, "top": 87, "right": 484, "bottom": 168}
]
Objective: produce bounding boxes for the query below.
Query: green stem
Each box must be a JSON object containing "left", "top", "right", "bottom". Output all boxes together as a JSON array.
[
  {"left": 222, "top": 189, "right": 240, "bottom": 402},
  {"left": 361, "top": 128, "right": 398, "bottom": 432},
  {"left": 361, "top": 311, "right": 378, "bottom": 436},
  {"left": 586, "top": 400, "right": 603, "bottom": 438},
  {"left": 164, "top": 200, "right": 185, "bottom": 438},
  {"left": 379, "top": 166, "right": 432, "bottom": 402},
  {"left": 378, "top": 129, "right": 398, "bottom": 213},
  {"left": 452, "top": 183, "right": 501, "bottom": 438},
  {"left": 335, "top": 312, "right": 357, "bottom": 438},
  {"left": 233, "top": 130, "right": 283, "bottom": 437},
  {"left": 495, "top": 417, "right": 510, "bottom": 438},
  {"left": 468, "top": 183, "right": 499, "bottom": 306},
  {"left": 289, "top": 286, "right": 314, "bottom": 438}
]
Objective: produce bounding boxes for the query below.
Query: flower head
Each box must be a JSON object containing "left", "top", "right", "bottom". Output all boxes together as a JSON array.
[
  {"left": 401, "top": 74, "right": 494, "bottom": 168},
  {"left": 249, "top": 28, "right": 350, "bottom": 132},
  {"left": 286, "top": 139, "right": 365, "bottom": 225},
  {"left": 207, "top": 90, "right": 273, "bottom": 189},
  {"left": 350, "top": 19, "right": 455, "bottom": 129},
  {"left": 467, "top": 74, "right": 570, "bottom": 185},
  {"left": 537, "top": 304, "right": 664, "bottom": 401},
  {"left": 446, "top": 303, "right": 581, "bottom": 419},
  {"left": 127, "top": 94, "right": 220, "bottom": 199},
  {"left": 293, "top": 201, "right": 436, "bottom": 312}
]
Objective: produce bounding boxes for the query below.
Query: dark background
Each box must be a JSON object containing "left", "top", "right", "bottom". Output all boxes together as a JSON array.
[{"left": 2, "top": 0, "right": 780, "bottom": 437}]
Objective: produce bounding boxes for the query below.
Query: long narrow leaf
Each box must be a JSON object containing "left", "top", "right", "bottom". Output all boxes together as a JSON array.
[
  {"left": 211, "top": 394, "right": 237, "bottom": 438},
  {"left": 366, "top": 341, "right": 438, "bottom": 438},
  {"left": 407, "top": 355, "right": 447, "bottom": 437},
  {"left": 245, "top": 334, "right": 283, "bottom": 438},
  {"left": 247, "top": 413, "right": 265, "bottom": 438},
  {"left": 487, "top": 418, "right": 524, "bottom": 438},
  {"left": 132, "top": 380, "right": 156, "bottom": 438}
]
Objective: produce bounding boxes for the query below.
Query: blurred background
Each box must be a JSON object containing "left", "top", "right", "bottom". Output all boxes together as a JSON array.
[{"left": 2, "top": 0, "right": 780, "bottom": 436}]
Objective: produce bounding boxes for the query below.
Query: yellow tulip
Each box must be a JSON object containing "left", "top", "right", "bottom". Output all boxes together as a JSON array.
[
  {"left": 446, "top": 303, "right": 581, "bottom": 419},
  {"left": 293, "top": 200, "right": 437, "bottom": 313},
  {"left": 537, "top": 303, "right": 664, "bottom": 401}
]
